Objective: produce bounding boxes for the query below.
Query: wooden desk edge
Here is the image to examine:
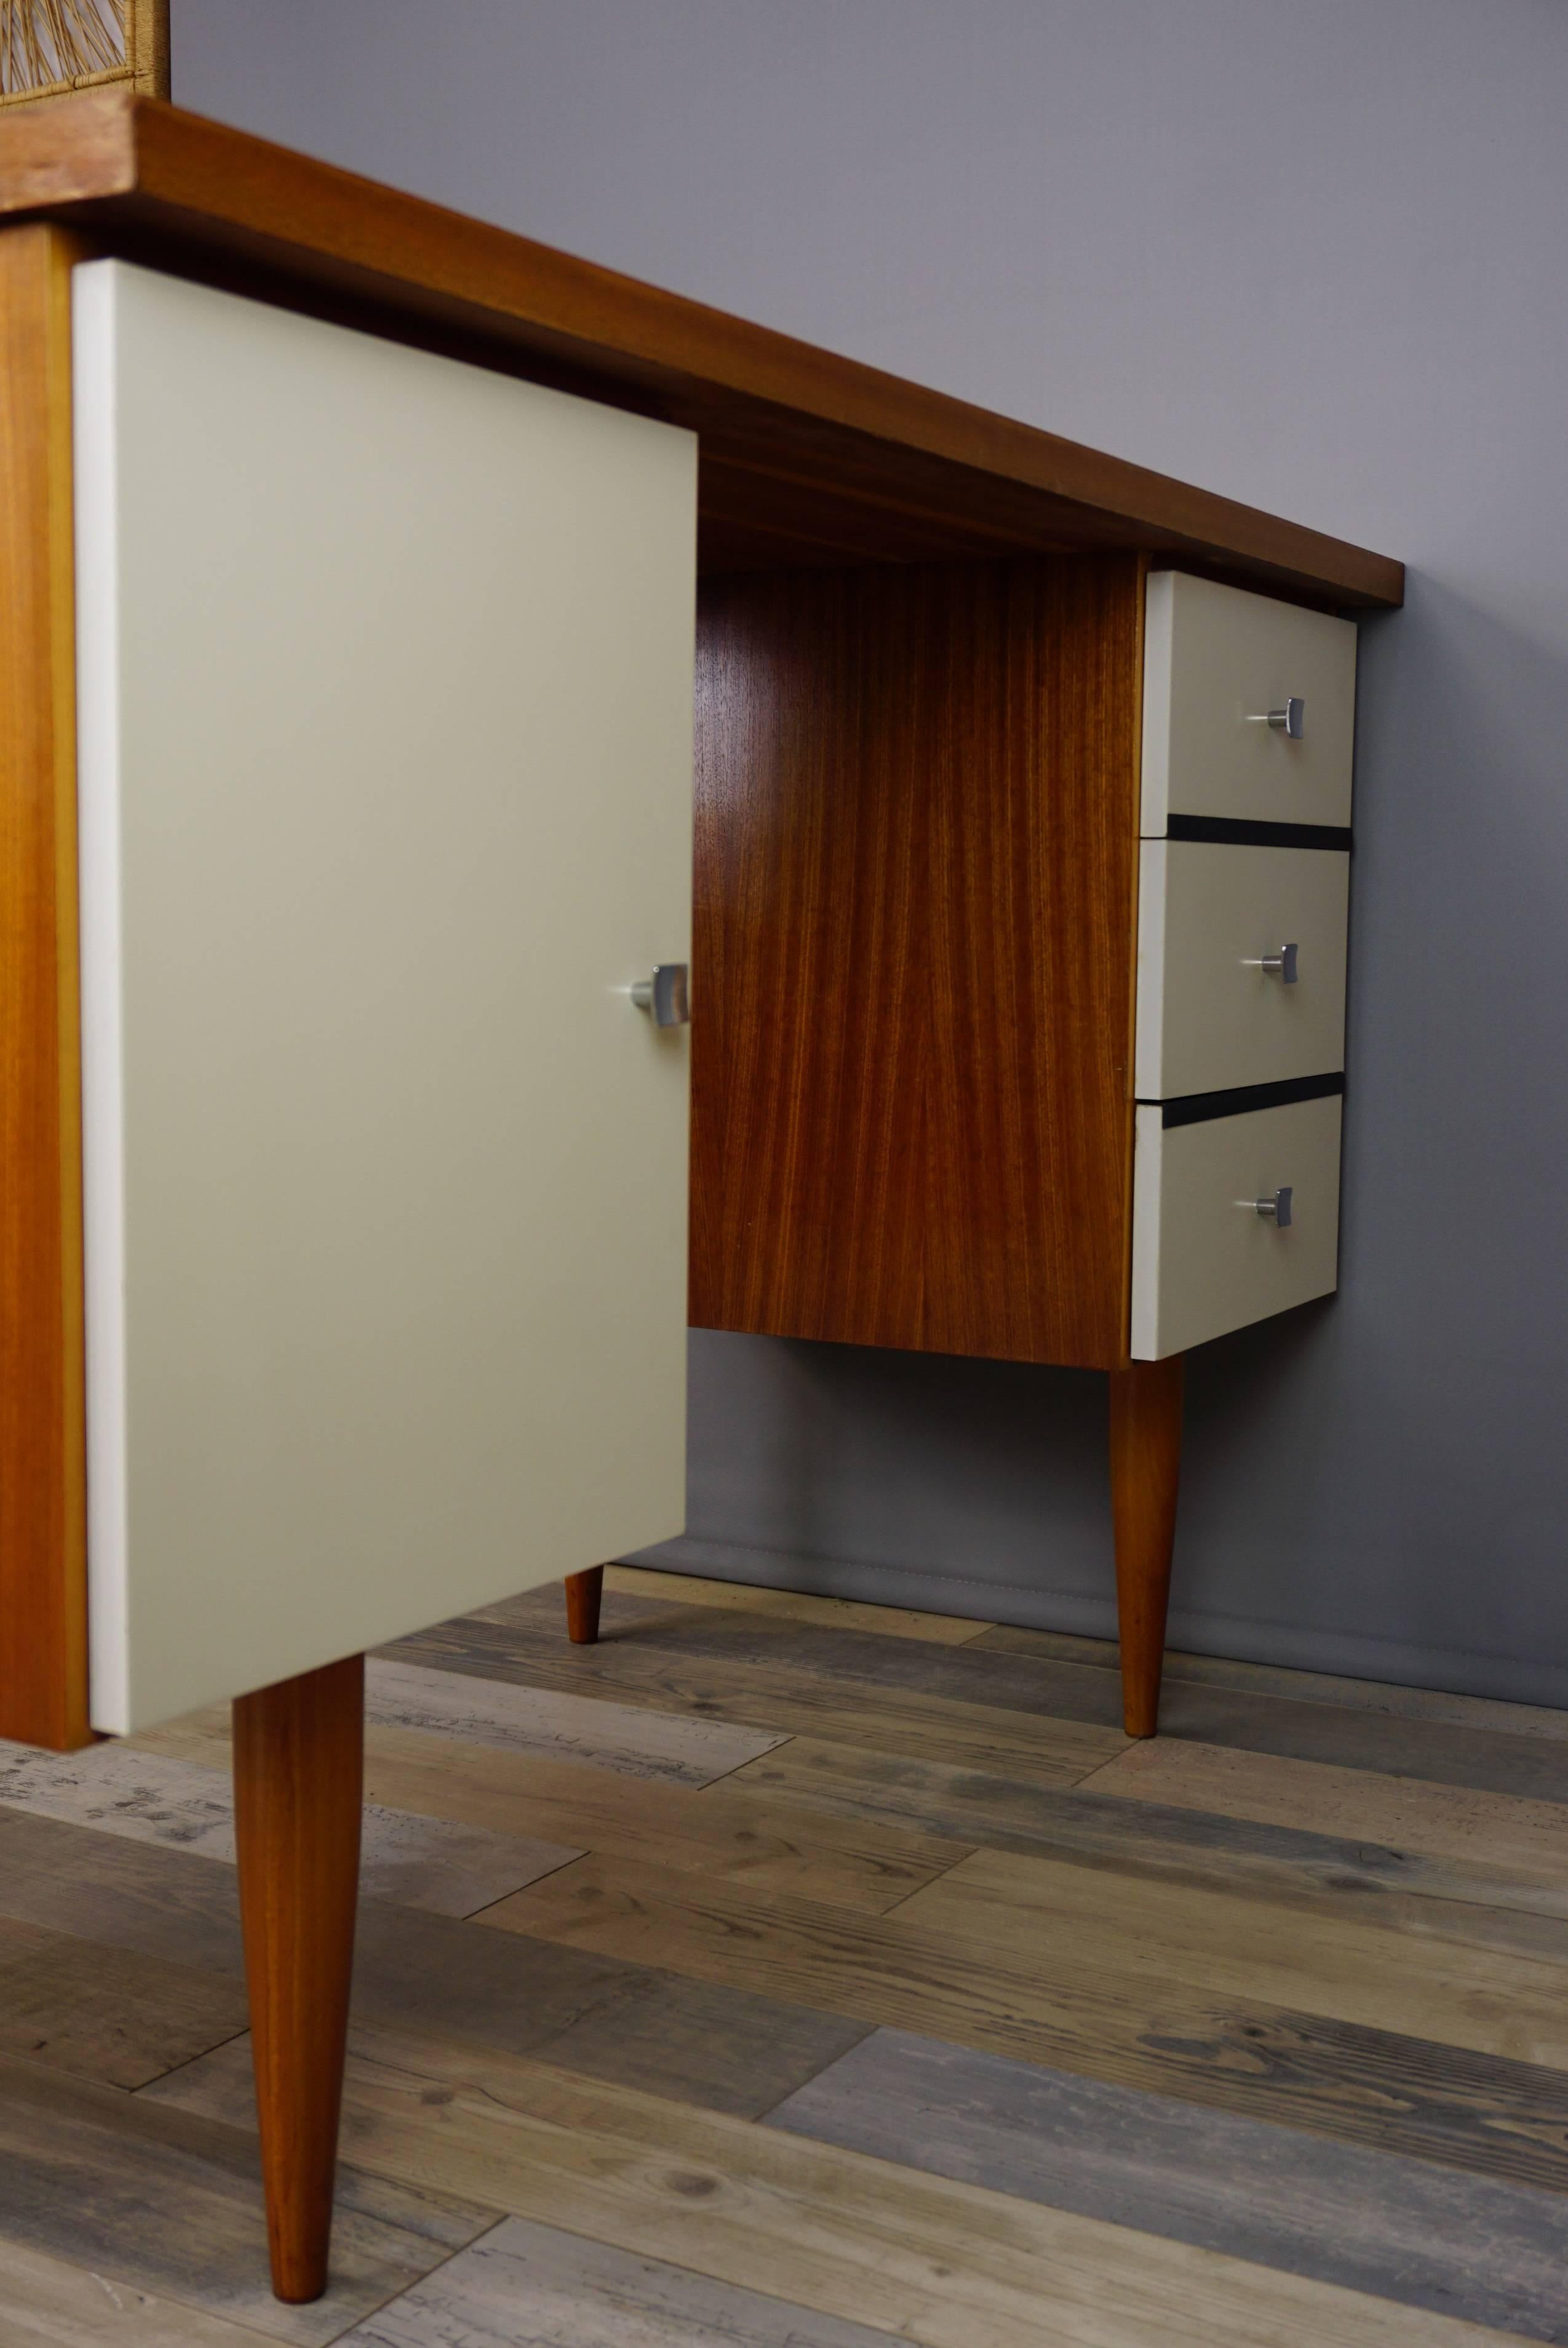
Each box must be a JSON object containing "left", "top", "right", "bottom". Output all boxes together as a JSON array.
[{"left": 0, "top": 94, "right": 1404, "bottom": 610}]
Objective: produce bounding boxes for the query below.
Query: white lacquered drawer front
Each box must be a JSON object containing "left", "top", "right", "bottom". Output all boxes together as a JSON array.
[
  {"left": 1142, "top": 572, "right": 1358, "bottom": 831},
  {"left": 1136, "top": 842, "right": 1349, "bottom": 1099},
  {"left": 1131, "top": 1094, "right": 1342, "bottom": 1359}
]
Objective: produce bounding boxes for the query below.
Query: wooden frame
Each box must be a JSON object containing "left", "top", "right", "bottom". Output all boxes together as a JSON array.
[
  {"left": 0, "top": 1, "right": 169, "bottom": 113},
  {"left": 0, "top": 220, "right": 89, "bottom": 1751}
]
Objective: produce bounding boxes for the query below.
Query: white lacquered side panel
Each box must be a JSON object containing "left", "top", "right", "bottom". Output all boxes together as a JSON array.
[
  {"left": 1136, "top": 842, "right": 1350, "bottom": 1098},
  {"left": 1141, "top": 572, "right": 1358, "bottom": 831},
  {"left": 1131, "top": 1097, "right": 1342, "bottom": 1359},
  {"left": 74, "top": 262, "right": 698, "bottom": 1734}
]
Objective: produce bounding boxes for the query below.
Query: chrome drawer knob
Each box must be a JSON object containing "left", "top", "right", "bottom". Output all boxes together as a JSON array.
[
  {"left": 631, "top": 964, "right": 690, "bottom": 1027},
  {"left": 629, "top": 962, "right": 690, "bottom": 1028},
  {"left": 1252, "top": 1187, "right": 1293, "bottom": 1227},
  {"left": 1243, "top": 941, "right": 1299, "bottom": 983},
  {"left": 1246, "top": 697, "right": 1305, "bottom": 738}
]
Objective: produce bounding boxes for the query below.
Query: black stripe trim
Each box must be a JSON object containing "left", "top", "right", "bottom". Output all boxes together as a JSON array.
[
  {"left": 1156, "top": 1071, "right": 1345, "bottom": 1128},
  {"left": 1164, "top": 815, "right": 1352, "bottom": 851}
]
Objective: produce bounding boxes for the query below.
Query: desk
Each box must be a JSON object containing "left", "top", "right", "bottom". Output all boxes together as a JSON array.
[{"left": 0, "top": 91, "right": 1402, "bottom": 2301}]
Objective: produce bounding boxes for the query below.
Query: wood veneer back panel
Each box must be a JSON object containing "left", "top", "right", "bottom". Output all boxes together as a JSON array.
[
  {"left": 690, "top": 572, "right": 929, "bottom": 1351},
  {"left": 0, "top": 225, "right": 90, "bottom": 1749},
  {"left": 922, "top": 557, "right": 1143, "bottom": 1364},
  {"left": 690, "top": 556, "right": 1142, "bottom": 1369}
]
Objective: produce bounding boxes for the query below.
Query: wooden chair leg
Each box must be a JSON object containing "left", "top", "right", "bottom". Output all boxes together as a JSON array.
[
  {"left": 231, "top": 1653, "right": 364, "bottom": 2304},
  {"left": 564, "top": 1563, "right": 605, "bottom": 1643},
  {"left": 1108, "top": 1356, "right": 1184, "bottom": 1739}
]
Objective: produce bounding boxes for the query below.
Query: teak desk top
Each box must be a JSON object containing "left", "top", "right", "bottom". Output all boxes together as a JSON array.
[{"left": 0, "top": 91, "right": 1403, "bottom": 610}]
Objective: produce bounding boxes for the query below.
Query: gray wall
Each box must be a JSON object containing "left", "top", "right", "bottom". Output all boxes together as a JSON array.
[{"left": 173, "top": 2, "right": 1568, "bottom": 1704}]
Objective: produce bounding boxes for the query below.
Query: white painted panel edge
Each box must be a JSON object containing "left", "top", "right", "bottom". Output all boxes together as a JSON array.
[
  {"left": 1139, "top": 570, "right": 1175, "bottom": 834},
  {"left": 1134, "top": 839, "right": 1168, "bottom": 1100},
  {"left": 71, "top": 263, "right": 133, "bottom": 1735},
  {"left": 1130, "top": 1106, "right": 1166, "bottom": 1360}
]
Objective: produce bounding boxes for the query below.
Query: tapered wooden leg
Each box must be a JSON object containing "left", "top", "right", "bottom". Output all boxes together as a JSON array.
[
  {"left": 1109, "top": 1356, "right": 1184, "bottom": 1739},
  {"left": 564, "top": 1564, "right": 605, "bottom": 1643},
  {"left": 231, "top": 1653, "right": 364, "bottom": 2304}
]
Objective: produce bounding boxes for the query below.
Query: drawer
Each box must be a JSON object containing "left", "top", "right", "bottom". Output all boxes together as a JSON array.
[
  {"left": 1141, "top": 571, "right": 1358, "bottom": 831},
  {"left": 1131, "top": 1093, "right": 1342, "bottom": 1359},
  {"left": 1136, "top": 841, "right": 1349, "bottom": 1098}
]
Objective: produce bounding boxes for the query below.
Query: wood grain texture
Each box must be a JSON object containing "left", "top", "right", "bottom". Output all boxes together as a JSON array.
[
  {"left": 0, "top": 1911, "right": 245, "bottom": 2088},
  {"left": 0, "top": 1736, "right": 581, "bottom": 1917},
  {"left": 232, "top": 1655, "right": 364, "bottom": 2303},
  {"left": 6, "top": 1568, "right": 1567, "bottom": 2344},
  {"left": 156, "top": 1930, "right": 871, "bottom": 2134},
  {"left": 0, "top": 222, "right": 89, "bottom": 1752},
  {"left": 342, "top": 2214, "right": 902, "bottom": 2348},
  {"left": 364, "top": 1656, "right": 787, "bottom": 1786},
  {"left": 1109, "top": 1355, "right": 1184, "bottom": 1734},
  {"left": 478, "top": 1853, "right": 1568, "bottom": 2195},
  {"left": 0, "top": 97, "right": 1404, "bottom": 608},
  {"left": 133, "top": 1696, "right": 1568, "bottom": 1959},
  {"left": 153, "top": 2023, "right": 1532, "bottom": 2348},
  {"left": 605, "top": 1561, "right": 992, "bottom": 1643},
  {"left": 387, "top": 1617, "right": 1126, "bottom": 1780},
  {"left": 359, "top": 1727, "right": 966, "bottom": 1917},
  {"left": 0, "top": 1802, "right": 869, "bottom": 2122},
  {"left": 0, "top": 1802, "right": 248, "bottom": 1973},
  {"left": 347, "top": 1909, "right": 870, "bottom": 2122},
  {"left": 892, "top": 1843, "right": 1568, "bottom": 2070},
  {"left": 9, "top": 1568, "right": 1568, "bottom": 2338},
  {"left": 918, "top": 1616, "right": 1568, "bottom": 1800},
  {"left": 1082, "top": 1736, "right": 1568, "bottom": 1873},
  {"left": 768, "top": 2029, "right": 1568, "bottom": 2342},
  {"left": 437, "top": 1594, "right": 1127, "bottom": 1730},
  {"left": 1091, "top": 1683, "right": 1568, "bottom": 1802},
  {"left": 722, "top": 1737, "right": 1568, "bottom": 1939},
  {"left": 0, "top": 2049, "right": 491, "bottom": 2346},
  {"left": 969, "top": 1622, "right": 1568, "bottom": 1742},
  {"left": 922, "top": 557, "right": 1145, "bottom": 1364},
  {"left": 278, "top": 1658, "right": 1568, "bottom": 1976},
  {"left": 0, "top": 2242, "right": 267, "bottom": 2346},
  {"left": 689, "top": 567, "right": 926, "bottom": 1349},
  {"left": 131, "top": 1701, "right": 969, "bottom": 1917},
  {"left": 689, "top": 556, "right": 1144, "bottom": 1367},
  {"left": 483, "top": 1844, "right": 1568, "bottom": 2078}
]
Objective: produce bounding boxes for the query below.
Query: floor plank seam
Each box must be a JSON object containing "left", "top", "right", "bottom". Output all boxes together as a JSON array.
[
  {"left": 316, "top": 2214, "right": 518, "bottom": 2348},
  {"left": 461, "top": 1850, "right": 596, "bottom": 1927},
  {"left": 453, "top": 1845, "right": 586, "bottom": 1920},
  {"left": 130, "top": 2019, "right": 255, "bottom": 2099},
  {"left": 870, "top": 1845, "right": 985, "bottom": 1919},
  {"left": 686, "top": 1731, "right": 803, "bottom": 1795}
]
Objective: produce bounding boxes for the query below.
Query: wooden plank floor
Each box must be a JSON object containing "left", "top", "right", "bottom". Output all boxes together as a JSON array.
[{"left": 2, "top": 1568, "right": 1566, "bottom": 2343}]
